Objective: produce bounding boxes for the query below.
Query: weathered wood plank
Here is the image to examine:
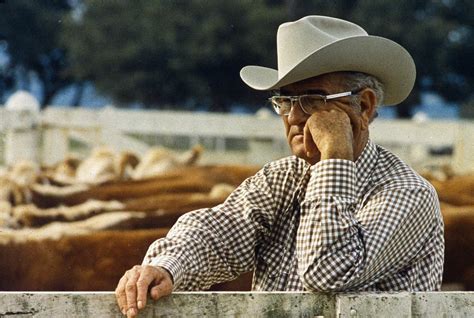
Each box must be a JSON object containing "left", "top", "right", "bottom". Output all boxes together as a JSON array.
[
  {"left": 1, "top": 292, "right": 474, "bottom": 317},
  {"left": 0, "top": 292, "right": 335, "bottom": 318},
  {"left": 412, "top": 292, "right": 474, "bottom": 318}
]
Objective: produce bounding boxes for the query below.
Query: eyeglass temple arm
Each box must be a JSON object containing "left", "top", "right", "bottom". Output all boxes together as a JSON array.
[{"left": 326, "top": 88, "right": 364, "bottom": 100}]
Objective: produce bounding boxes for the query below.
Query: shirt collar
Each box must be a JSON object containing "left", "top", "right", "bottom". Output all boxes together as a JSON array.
[{"left": 354, "top": 139, "right": 379, "bottom": 197}]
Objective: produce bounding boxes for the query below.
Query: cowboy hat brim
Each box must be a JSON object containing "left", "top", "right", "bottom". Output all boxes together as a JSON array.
[{"left": 240, "top": 35, "right": 416, "bottom": 106}]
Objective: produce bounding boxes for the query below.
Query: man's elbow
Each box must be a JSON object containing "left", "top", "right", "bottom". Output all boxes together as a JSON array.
[
  {"left": 300, "top": 273, "right": 348, "bottom": 292},
  {"left": 299, "top": 265, "right": 359, "bottom": 292}
]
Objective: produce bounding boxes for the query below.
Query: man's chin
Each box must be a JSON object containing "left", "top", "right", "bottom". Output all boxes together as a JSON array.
[
  {"left": 292, "top": 148, "right": 306, "bottom": 159},
  {"left": 291, "top": 143, "right": 320, "bottom": 164}
]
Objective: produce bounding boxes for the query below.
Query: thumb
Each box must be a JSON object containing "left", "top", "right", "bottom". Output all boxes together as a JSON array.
[{"left": 150, "top": 279, "right": 173, "bottom": 300}]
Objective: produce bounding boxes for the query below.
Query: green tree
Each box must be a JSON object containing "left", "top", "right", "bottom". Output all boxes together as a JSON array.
[
  {"left": 0, "top": 0, "right": 77, "bottom": 108},
  {"left": 437, "top": 0, "right": 474, "bottom": 114},
  {"left": 63, "top": 0, "right": 472, "bottom": 116},
  {"left": 63, "top": 0, "right": 286, "bottom": 111}
]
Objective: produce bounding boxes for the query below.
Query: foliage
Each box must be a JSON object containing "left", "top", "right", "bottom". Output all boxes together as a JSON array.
[
  {"left": 0, "top": 0, "right": 74, "bottom": 107},
  {"left": 62, "top": 0, "right": 286, "bottom": 111}
]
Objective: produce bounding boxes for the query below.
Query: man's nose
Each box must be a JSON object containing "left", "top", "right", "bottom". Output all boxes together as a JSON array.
[{"left": 287, "top": 101, "right": 309, "bottom": 125}]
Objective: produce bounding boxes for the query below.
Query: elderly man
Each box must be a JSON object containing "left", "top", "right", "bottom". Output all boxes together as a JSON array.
[{"left": 116, "top": 16, "right": 444, "bottom": 317}]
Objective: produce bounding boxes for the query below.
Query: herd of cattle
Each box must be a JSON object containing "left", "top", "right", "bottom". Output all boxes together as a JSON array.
[{"left": 0, "top": 146, "right": 473, "bottom": 291}]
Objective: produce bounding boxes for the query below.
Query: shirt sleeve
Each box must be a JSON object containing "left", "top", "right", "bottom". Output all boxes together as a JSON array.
[
  {"left": 142, "top": 164, "right": 286, "bottom": 290},
  {"left": 296, "top": 159, "right": 439, "bottom": 291}
]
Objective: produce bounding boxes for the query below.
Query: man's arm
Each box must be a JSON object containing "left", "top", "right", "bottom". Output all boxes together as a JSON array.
[
  {"left": 115, "top": 163, "right": 291, "bottom": 316},
  {"left": 296, "top": 159, "right": 439, "bottom": 291},
  {"left": 142, "top": 166, "right": 281, "bottom": 290},
  {"left": 298, "top": 103, "right": 441, "bottom": 291}
]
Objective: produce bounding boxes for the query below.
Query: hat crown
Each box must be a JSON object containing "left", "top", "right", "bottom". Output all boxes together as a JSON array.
[
  {"left": 240, "top": 15, "right": 416, "bottom": 105},
  {"left": 277, "top": 16, "right": 368, "bottom": 76}
]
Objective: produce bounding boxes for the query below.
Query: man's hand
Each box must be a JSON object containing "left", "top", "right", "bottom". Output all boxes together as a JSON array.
[
  {"left": 115, "top": 265, "right": 173, "bottom": 317},
  {"left": 303, "top": 107, "right": 356, "bottom": 161}
]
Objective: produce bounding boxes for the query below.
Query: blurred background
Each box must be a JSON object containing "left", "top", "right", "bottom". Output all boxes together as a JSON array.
[
  {"left": 0, "top": 0, "right": 472, "bottom": 168},
  {"left": 1, "top": 0, "right": 473, "bottom": 115},
  {"left": 0, "top": 0, "right": 473, "bottom": 292}
]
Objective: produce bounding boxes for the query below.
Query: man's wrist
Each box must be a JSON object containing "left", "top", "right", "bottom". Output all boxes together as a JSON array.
[
  {"left": 320, "top": 148, "right": 353, "bottom": 161},
  {"left": 306, "top": 159, "right": 356, "bottom": 200},
  {"left": 156, "top": 266, "right": 174, "bottom": 284},
  {"left": 319, "top": 141, "right": 354, "bottom": 161},
  {"left": 149, "top": 255, "right": 184, "bottom": 288}
]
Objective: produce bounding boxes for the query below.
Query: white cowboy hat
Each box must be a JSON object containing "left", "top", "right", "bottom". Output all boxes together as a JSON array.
[{"left": 240, "top": 16, "right": 416, "bottom": 106}]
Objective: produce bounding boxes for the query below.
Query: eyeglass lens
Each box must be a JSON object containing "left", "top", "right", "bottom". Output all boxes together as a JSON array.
[
  {"left": 299, "top": 95, "right": 326, "bottom": 114},
  {"left": 272, "top": 95, "right": 326, "bottom": 115}
]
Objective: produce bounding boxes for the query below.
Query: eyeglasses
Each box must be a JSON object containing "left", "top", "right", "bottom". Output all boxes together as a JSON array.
[{"left": 268, "top": 89, "right": 361, "bottom": 116}]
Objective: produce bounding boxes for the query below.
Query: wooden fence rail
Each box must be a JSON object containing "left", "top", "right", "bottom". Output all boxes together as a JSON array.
[{"left": 1, "top": 292, "right": 474, "bottom": 317}]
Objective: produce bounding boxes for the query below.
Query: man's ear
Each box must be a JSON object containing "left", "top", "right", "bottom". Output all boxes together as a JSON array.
[{"left": 358, "top": 88, "right": 377, "bottom": 130}]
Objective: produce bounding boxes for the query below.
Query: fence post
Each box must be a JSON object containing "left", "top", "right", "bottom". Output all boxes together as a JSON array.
[
  {"left": 453, "top": 120, "right": 474, "bottom": 173},
  {"left": 41, "top": 125, "right": 70, "bottom": 166},
  {"left": 4, "top": 110, "right": 41, "bottom": 165}
]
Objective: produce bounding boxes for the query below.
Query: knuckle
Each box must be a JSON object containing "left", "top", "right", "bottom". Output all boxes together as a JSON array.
[
  {"left": 115, "top": 287, "right": 125, "bottom": 296},
  {"left": 125, "top": 283, "right": 136, "bottom": 291},
  {"left": 143, "top": 265, "right": 156, "bottom": 271}
]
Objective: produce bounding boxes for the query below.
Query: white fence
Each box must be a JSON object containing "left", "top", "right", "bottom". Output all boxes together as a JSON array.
[{"left": 1, "top": 107, "right": 473, "bottom": 172}]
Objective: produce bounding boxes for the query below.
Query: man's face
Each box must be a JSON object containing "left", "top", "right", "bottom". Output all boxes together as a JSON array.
[{"left": 279, "top": 73, "right": 362, "bottom": 163}]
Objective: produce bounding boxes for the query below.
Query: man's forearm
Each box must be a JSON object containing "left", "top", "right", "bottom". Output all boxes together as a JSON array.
[{"left": 296, "top": 158, "right": 362, "bottom": 291}]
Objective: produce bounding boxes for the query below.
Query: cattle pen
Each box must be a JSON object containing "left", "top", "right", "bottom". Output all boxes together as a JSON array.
[
  {"left": 1, "top": 107, "right": 474, "bottom": 317},
  {"left": 1, "top": 291, "right": 474, "bottom": 317}
]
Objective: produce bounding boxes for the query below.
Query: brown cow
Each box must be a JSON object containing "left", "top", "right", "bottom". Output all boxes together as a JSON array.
[
  {"left": 441, "top": 202, "right": 474, "bottom": 290},
  {"left": 428, "top": 174, "right": 474, "bottom": 206},
  {"left": 74, "top": 148, "right": 140, "bottom": 185},
  {"left": 0, "top": 227, "right": 253, "bottom": 291},
  {"left": 30, "top": 165, "right": 259, "bottom": 208},
  {"left": 14, "top": 183, "right": 236, "bottom": 227},
  {"left": 0, "top": 228, "right": 169, "bottom": 291},
  {"left": 0, "top": 163, "right": 261, "bottom": 292},
  {"left": 132, "top": 145, "right": 203, "bottom": 180}
]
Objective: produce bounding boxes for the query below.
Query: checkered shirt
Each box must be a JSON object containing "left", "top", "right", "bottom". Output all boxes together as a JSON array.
[{"left": 143, "top": 140, "right": 444, "bottom": 292}]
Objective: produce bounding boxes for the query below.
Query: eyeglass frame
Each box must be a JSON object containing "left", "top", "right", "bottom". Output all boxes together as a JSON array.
[{"left": 268, "top": 88, "right": 363, "bottom": 116}]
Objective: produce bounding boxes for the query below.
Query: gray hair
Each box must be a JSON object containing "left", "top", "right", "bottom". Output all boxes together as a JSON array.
[
  {"left": 339, "top": 71, "right": 385, "bottom": 121},
  {"left": 340, "top": 71, "right": 385, "bottom": 105}
]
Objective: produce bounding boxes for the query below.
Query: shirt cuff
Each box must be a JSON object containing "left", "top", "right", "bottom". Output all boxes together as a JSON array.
[
  {"left": 148, "top": 255, "right": 185, "bottom": 288},
  {"left": 306, "top": 159, "right": 356, "bottom": 200}
]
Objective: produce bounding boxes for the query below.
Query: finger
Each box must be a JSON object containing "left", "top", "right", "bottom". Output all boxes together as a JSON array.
[
  {"left": 303, "top": 122, "right": 318, "bottom": 158},
  {"left": 333, "top": 106, "right": 359, "bottom": 133},
  {"left": 150, "top": 278, "right": 173, "bottom": 300},
  {"left": 136, "top": 266, "right": 160, "bottom": 310},
  {"left": 125, "top": 267, "right": 141, "bottom": 317},
  {"left": 335, "top": 108, "right": 356, "bottom": 142},
  {"left": 115, "top": 275, "right": 128, "bottom": 315}
]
